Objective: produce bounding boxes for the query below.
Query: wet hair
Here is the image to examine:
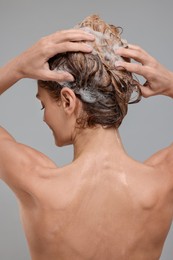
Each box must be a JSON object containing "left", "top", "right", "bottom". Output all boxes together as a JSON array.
[{"left": 38, "top": 15, "right": 141, "bottom": 129}]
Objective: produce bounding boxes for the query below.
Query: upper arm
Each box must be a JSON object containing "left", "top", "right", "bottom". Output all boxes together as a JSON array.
[
  {"left": 0, "top": 127, "right": 57, "bottom": 195},
  {"left": 145, "top": 143, "right": 173, "bottom": 171}
]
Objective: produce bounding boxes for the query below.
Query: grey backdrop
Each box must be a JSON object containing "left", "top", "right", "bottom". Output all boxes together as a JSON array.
[{"left": 0, "top": 0, "right": 173, "bottom": 259}]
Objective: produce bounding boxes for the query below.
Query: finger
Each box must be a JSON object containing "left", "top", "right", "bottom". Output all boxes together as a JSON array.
[
  {"left": 143, "top": 80, "right": 150, "bottom": 87},
  {"left": 40, "top": 70, "right": 74, "bottom": 82},
  {"left": 117, "top": 44, "right": 148, "bottom": 54},
  {"left": 45, "top": 42, "right": 93, "bottom": 58},
  {"left": 126, "top": 44, "right": 148, "bottom": 52},
  {"left": 48, "top": 29, "right": 95, "bottom": 43},
  {"left": 140, "top": 85, "right": 154, "bottom": 98},
  {"left": 115, "top": 60, "right": 150, "bottom": 78},
  {"left": 116, "top": 46, "right": 152, "bottom": 65}
]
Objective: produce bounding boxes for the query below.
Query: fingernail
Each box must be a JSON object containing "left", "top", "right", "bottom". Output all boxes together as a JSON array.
[
  {"left": 85, "top": 44, "right": 93, "bottom": 51},
  {"left": 115, "top": 61, "right": 122, "bottom": 67},
  {"left": 115, "top": 61, "right": 124, "bottom": 70},
  {"left": 85, "top": 33, "right": 95, "bottom": 40},
  {"left": 66, "top": 75, "right": 74, "bottom": 81},
  {"left": 63, "top": 72, "right": 74, "bottom": 81},
  {"left": 89, "top": 34, "right": 95, "bottom": 40},
  {"left": 115, "top": 47, "right": 124, "bottom": 54}
]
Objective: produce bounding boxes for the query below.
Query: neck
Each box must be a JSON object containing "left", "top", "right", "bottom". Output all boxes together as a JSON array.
[{"left": 72, "top": 126, "right": 127, "bottom": 161}]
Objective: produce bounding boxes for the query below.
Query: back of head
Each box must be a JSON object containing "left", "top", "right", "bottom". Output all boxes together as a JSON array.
[{"left": 39, "top": 15, "right": 141, "bottom": 128}]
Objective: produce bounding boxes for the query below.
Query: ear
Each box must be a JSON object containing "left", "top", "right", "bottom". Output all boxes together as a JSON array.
[{"left": 60, "top": 87, "right": 77, "bottom": 115}]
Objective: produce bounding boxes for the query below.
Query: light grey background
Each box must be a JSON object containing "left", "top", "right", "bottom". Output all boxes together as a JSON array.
[{"left": 0, "top": 0, "right": 173, "bottom": 259}]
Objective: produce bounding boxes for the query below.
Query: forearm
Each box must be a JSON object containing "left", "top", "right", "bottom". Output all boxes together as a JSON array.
[
  {"left": 165, "top": 70, "right": 173, "bottom": 98},
  {"left": 0, "top": 57, "right": 23, "bottom": 95}
]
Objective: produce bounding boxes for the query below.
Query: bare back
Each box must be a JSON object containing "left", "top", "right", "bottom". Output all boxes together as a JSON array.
[{"left": 18, "top": 150, "right": 173, "bottom": 260}]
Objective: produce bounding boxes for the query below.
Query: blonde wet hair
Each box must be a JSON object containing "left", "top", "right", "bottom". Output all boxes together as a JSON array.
[{"left": 39, "top": 15, "right": 141, "bottom": 128}]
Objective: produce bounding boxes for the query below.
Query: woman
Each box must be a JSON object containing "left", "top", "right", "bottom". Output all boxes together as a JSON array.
[{"left": 1, "top": 15, "right": 173, "bottom": 260}]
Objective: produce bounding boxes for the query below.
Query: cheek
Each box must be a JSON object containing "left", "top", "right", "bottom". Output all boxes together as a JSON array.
[
  {"left": 43, "top": 110, "right": 48, "bottom": 122},
  {"left": 44, "top": 108, "right": 58, "bottom": 130},
  {"left": 43, "top": 109, "right": 52, "bottom": 125}
]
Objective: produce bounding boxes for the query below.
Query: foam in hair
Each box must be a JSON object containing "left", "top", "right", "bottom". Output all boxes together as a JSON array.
[
  {"left": 79, "top": 27, "right": 128, "bottom": 66},
  {"left": 56, "top": 23, "right": 129, "bottom": 104},
  {"left": 57, "top": 74, "right": 107, "bottom": 104}
]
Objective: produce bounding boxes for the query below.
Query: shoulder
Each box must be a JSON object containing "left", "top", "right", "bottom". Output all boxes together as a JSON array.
[
  {"left": 144, "top": 143, "right": 173, "bottom": 172},
  {"left": 0, "top": 127, "right": 57, "bottom": 196}
]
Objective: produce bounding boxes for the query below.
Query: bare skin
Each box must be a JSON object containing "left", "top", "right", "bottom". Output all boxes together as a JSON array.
[{"left": 1, "top": 39, "right": 173, "bottom": 260}]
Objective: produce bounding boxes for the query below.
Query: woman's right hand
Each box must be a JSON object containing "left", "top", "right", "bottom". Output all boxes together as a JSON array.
[
  {"left": 115, "top": 44, "right": 173, "bottom": 98},
  {"left": 16, "top": 29, "right": 95, "bottom": 82},
  {"left": 0, "top": 29, "right": 95, "bottom": 95}
]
